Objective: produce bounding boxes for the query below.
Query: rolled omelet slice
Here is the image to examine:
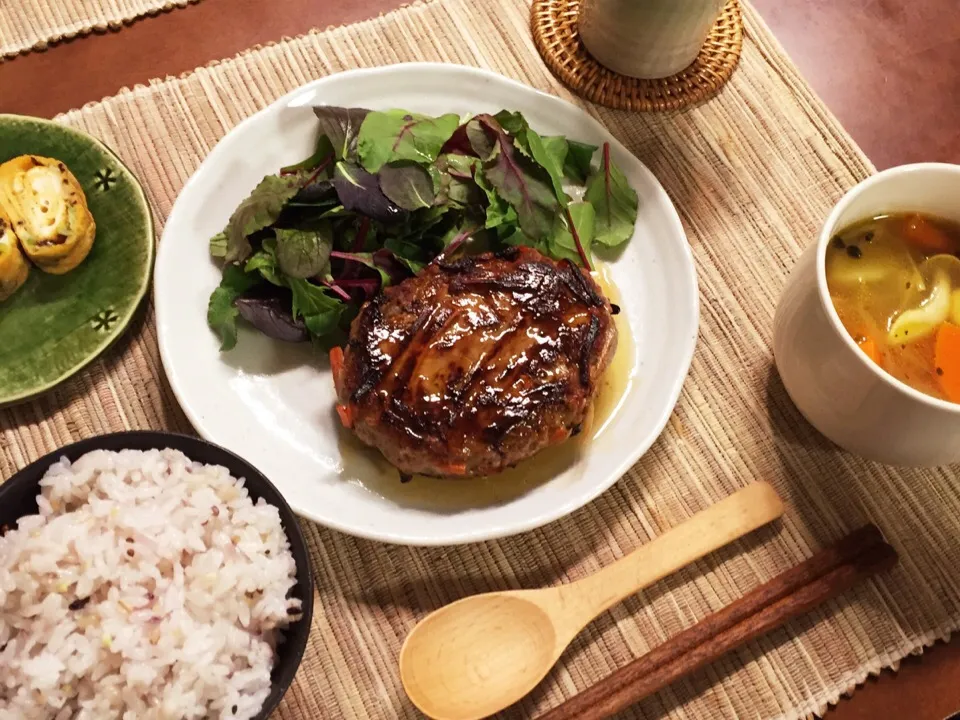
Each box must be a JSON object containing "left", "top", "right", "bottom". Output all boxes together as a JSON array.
[
  {"left": 0, "top": 155, "right": 95, "bottom": 275},
  {"left": 0, "top": 204, "right": 29, "bottom": 301}
]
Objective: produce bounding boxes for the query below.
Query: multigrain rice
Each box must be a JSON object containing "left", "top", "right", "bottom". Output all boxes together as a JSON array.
[{"left": 0, "top": 449, "right": 301, "bottom": 720}]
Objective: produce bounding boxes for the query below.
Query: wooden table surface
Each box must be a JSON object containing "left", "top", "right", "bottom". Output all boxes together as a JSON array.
[{"left": 2, "top": 0, "right": 959, "bottom": 718}]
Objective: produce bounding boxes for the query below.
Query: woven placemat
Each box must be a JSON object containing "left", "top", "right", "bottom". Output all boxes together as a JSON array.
[
  {"left": 0, "top": 0, "right": 200, "bottom": 59},
  {"left": 2, "top": 0, "right": 958, "bottom": 718},
  {"left": 532, "top": 0, "right": 743, "bottom": 111}
]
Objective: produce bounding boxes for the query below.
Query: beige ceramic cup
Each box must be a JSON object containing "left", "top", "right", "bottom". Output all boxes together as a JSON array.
[
  {"left": 578, "top": 0, "right": 726, "bottom": 79},
  {"left": 773, "top": 163, "right": 960, "bottom": 468}
]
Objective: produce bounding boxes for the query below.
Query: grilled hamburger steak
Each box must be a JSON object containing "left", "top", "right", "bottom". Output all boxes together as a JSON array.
[{"left": 331, "top": 246, "right": 618, "bottom": 478}]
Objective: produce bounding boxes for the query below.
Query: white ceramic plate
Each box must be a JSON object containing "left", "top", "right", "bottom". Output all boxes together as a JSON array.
[{"left": 156, "top": 64, "right": 698, "bottom": 545}]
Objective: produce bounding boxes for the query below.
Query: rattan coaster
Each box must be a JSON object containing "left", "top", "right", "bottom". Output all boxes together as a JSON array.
[{"left": 531, "top": 0, "right": 743, "bottom": 112}]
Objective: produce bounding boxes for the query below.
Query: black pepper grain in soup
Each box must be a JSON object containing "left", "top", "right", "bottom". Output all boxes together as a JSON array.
[
  {"left": 831, "top": 236, "right": 846, "bottom": 250},
  {"left": 846, "top": 245, "right": 862, "bottom": 259}
]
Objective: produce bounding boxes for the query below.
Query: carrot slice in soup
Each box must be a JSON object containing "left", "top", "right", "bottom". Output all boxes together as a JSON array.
[
  {"left": 857, "top": 337, "right": 882, "bottom": 368},
  {"left": 902, "top": 214, "right": 958, "bottom": 254},
  {"left": 934, "top": 323, "right": 960, "bottom": 403}
]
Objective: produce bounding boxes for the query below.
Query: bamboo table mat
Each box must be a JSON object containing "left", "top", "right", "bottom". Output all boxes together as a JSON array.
[
  {"left": 3, "top": 0, "right": 959, "bottom": 718},
  {"left": 0, "top": 0, "right": 199, "bottom": 59}
]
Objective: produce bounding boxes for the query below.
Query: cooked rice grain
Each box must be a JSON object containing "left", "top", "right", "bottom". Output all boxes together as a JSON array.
[{"left": 0, "top": 449, "right": 301, "bottom": 720}]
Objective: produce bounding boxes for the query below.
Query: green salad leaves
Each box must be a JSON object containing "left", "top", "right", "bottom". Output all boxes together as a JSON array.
[{"left": 207, "top": 106, "right": 639, "bottom": 351}]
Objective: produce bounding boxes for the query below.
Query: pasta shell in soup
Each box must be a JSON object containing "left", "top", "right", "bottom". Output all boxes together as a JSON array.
[{"left": 889, "top": 270, "right": 951, "bottom": 344}]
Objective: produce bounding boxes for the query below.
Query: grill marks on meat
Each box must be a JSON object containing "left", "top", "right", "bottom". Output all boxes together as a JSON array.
[{"left": 336, "top": 246, "right": 618, "bottom": 477}]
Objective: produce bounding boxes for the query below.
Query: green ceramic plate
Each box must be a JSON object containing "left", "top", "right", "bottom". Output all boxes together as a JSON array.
[{"left": 0, "top": 115, "right": 153, "bottom": 406}]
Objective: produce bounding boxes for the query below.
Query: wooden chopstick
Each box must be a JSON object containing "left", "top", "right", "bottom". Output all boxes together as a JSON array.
[{"left": 537, "top": 524, "right": 898, "bottom": 720}]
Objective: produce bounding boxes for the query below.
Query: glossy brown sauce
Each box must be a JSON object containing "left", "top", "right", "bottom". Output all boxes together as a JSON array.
[
  {"left": 337, "top": 264, "right": 635, "bottom": 510},
  {"left": 346, "top": 251, "right": 612, "bottom": 474}
]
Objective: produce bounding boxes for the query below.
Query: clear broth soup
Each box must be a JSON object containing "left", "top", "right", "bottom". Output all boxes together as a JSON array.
[{"left": 826, "top": 212, "right": 960, "bottom": 403}]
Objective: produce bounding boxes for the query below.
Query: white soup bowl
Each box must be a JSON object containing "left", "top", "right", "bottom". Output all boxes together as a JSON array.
[{"left": 773, "top": 163, "right": 960, "bottom": 467}]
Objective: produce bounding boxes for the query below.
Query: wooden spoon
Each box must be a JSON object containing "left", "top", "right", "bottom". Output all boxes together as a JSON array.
[{"left": 399, "top": 482, "right": 784, "bottom": 720}]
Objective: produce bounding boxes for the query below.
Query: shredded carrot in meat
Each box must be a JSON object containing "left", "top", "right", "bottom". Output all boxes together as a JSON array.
[
  {"left": 330, "top": 346, "right": 345, "bottom": 396},
  {"left": 336, "top": 404, "right": 353, "bottom": 428}
]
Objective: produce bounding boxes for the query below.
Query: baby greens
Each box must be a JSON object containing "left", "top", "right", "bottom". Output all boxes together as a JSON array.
[{"left": 207, "top": 106, "right": 639, "bottom": 351}]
